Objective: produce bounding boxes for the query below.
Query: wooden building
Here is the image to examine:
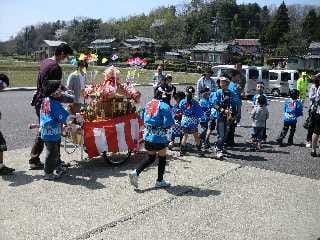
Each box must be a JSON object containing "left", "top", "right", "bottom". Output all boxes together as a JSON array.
[
  {"left": 34, "top": 40, "right": 67, "bottom": 60},
  {"left": 189, "top": 42, "right": 236, "bottom": 65}
]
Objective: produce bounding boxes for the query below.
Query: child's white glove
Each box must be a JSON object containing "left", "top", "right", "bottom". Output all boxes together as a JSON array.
[
  {"left": 66, "top": 115, "right": 76, "bottom": 122},
  {"left": 70, "top": 123, "right": 81, "bottom": 133},
  {"left": 75, "top": 113, "right": 84, "bottom": 124},
  {"left": 63, "top": 123, "right": 81, "bottom": 134}
]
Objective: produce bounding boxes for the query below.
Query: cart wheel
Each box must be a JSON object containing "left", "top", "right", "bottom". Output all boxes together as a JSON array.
[{"left": 102, "top": 150, "right": 132, "bottom": 166}]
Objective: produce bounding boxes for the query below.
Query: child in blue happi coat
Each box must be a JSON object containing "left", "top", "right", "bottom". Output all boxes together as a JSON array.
[
  {"left": 276, "top": 89, "right": 303, "bottom": 146},
  {"left": 168, "top": 91, "right": 186, "bottom": 149},
  {"left": 179, "top": 86, "right": 204, "bottom": 156},
  {"left": 210, "top": 77, "right": 237, "bottom": 159},
  {"left": 252, "top": 81, "right": 268, "bottom": 106},
  {"left": 129, "top": 89, "right": 174, "bottom": 189},
  {"left": 40, "top": 81, "right": 70, "bottom": 180},
  {"left": 199, "top": 87, "right": 215, "bottom": 149}
]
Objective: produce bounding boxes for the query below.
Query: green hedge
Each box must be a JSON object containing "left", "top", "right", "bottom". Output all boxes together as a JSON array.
[{"left": 144, "top": 62, "right": 204, "bottom": 73}]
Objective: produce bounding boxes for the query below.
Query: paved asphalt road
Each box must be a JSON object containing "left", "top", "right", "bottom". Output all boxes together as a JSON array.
[{"left": 1, "top": 86, "right": 320, "bottom": 180}]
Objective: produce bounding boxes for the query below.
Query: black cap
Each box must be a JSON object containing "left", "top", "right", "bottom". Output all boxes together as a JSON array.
[
  {"left": 43, "top": 80, "right": 61, "bottom": 97},
  {"left": 200, "top": 86, "right": 210, "bottom": 94},
  {"left": 0, "top": 73, "right": 9, "bottom": 86},
  {"left": 186, "top": 86, "right": 195, "bottom": 94}
]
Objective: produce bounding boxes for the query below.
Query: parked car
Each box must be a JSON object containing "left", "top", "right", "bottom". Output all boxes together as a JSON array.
[{"left": 269, "top": 70, "right": 290, "bottom": 97}]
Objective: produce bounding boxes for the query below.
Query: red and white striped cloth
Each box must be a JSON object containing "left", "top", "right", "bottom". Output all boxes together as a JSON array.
[{"left": 83, "top": 113, "right": 144, "bottom": 158}]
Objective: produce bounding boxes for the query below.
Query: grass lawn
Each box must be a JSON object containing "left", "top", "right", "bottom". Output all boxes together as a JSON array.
[{"left": 0, "top": 60, "right": 200, "bottom": 87}]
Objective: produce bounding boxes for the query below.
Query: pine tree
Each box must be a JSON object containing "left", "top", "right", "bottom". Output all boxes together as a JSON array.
[
  {"left": 302, "top": 9, "right": 319, "bottom": 43},
  {"left": 231, "top": 14, "right": 241, "bottom": 38},
  {"left": 264, "top": 1, "right": 290, "bottom": 48},
  {"left": 276, "top": 1, "right": 290, "bottom": 35}
]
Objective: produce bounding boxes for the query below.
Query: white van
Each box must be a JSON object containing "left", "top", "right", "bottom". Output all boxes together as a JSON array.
[
  {"left": 285, "top": 70, "right": 299, "bottom": 90},
  {"left": 269, "top": 70, "right": 290, "bottom": 96},
  {"left": 242, "top": 65, "right": 259, "bottom": 97},
  {"left": 211, "top": 65, "right": 259, "bottom": 97},
  {"left": 257, "top": 67, "right": 270, "bottom": 94}
]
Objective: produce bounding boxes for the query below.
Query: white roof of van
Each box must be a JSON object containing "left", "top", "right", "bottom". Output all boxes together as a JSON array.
[
  {"left": 256, "top": 66, "right": 269, "bottom": 70},
  {"left": 212, "top": 64, "right": 257, "bottom": 70},
  {"left": 212, "top": 65, "right": 235, "bottom": 69},
  {"left": 269, "top": 69, "right": 298, "bottom": 73},
  {"left": 283, "top": 70, "right": 298, "bottom": 73},
  {"left": 242, "top": 65, "right": 258, "bottom": 69}
]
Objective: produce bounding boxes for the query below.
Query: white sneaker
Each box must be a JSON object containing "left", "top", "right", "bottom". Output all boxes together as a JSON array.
[
  {"left": 155, "top": 180, "right": 171, "bottom": 188},
  {"left": 216, "top": 151, "right": 223, "bottom": 159},
  {"left": 129, "top": 170, "right": 139, "bottom": 188},
  {"left": 213, "top": 146, "right": 218, "bottom": 153},
  {"left": 306, "top": 142, "right": 311, "bottom": 148}
]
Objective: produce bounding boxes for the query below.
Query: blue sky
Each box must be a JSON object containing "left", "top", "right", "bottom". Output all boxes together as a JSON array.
[{"left": 1, "top": 0, "right": 319, "bottom": 41}]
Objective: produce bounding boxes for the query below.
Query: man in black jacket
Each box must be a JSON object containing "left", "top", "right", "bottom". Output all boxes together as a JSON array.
[{"left": 29, "top": 43, "right": 73, "bottom": 170}]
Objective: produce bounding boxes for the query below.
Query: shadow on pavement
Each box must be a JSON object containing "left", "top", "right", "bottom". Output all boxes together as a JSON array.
[
  {"left": 55, "top": 155, "right": 142, "bottom": 189},
  {"left": 231, "top": 148, "right": 288, "bottom": 155},
  {"left": 239, "top": 125, "right": 253, "bottom": 129},
  {"left": 226, "top": 152, "right": 268, "bottom": 162},
  {"left": 135, "top": 185, "right": 221, "bottom": 198},
  {"left": 2, "top": 153, "right": 148, "bottom": 189},
  {"left": 1, "top": 171, "right": 42, "bottom": 187}
]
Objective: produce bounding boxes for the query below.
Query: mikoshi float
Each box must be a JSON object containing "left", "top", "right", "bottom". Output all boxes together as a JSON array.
[{"left": 66, "top": 66, "right": 144, "bottom": 165}]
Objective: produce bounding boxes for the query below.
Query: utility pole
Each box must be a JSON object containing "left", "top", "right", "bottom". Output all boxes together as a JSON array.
[{"left": 24, "top": 27, "right": 28, "bottom": 57}]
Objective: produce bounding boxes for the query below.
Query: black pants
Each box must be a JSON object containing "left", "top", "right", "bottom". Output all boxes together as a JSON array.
[
  {"left": 199, "top": 120, "right": 216, "bottom": 144},
  {"left": 278, "top": 122, "right": 296, "bottom": 143},
  {"left": 29, "top": 104, "right": 44, "bottom": 164},
  {"left": 307, "top": 124, "right": 314, "bottom": 142},
  {"left": 225, "top": 121, "right": 236, "bottom": 145},
  {"left": 263, "top": 121, "right": 267, "bottom": 140},
  {"left": 44, "top": 141, "right": 60, "bottom": 174},
  {"left": 136, "top": 154, "right": 166, "bottom": 182}
]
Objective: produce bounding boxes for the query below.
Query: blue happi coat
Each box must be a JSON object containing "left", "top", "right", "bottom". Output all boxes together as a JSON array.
[
  {"left": 228, "top": 81, "right": 241, "bottom": 105},
  {"left": 179, "top": 98, "right": 204, "bottom": 130},
  {"left": 40, "top": 97, "right": 69, "bottom": 142},
  {"left": 210, "top": 89, "right": 237, "bottom": 119},
  {"left": 199, "top": 97, "right": 212, "bottom": 124},
  {"left": 143, "top": 99, "right": 174, "bottom": 144},
  {"left": 283, "top": 98, "right": 303, "bottom": 123},
  {"left": 169, "top": 104, "right": 183, "bottom": 138}
]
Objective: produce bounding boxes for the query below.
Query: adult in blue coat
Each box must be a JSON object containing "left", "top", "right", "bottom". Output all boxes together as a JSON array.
[
  {"left": 210, "top": 77, "right": 237, "bottom": 159},
  {"left": 225, "top": 70, "right": 242, "bottom": 146}
]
